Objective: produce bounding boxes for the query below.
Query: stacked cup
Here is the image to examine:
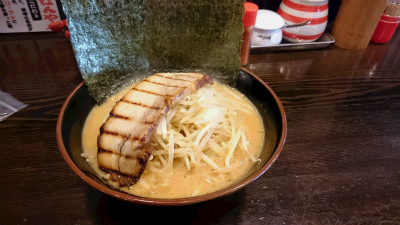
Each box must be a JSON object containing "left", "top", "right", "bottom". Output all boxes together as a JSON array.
[{"left": 278, "top": 0, "right": 328, "bottom": 42}]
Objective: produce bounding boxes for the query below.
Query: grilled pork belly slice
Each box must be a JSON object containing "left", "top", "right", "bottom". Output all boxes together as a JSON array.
[{"left": 97, "top": 72, "right": 214, "bottom": 186}]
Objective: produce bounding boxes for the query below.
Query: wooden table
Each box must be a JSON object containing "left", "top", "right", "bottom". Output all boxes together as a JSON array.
[{"left": 1, "top": 31, "right": 399, "bottom": 225}]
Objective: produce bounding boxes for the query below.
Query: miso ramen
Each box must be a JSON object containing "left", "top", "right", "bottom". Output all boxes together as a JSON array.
[{"left": 81, "top": 81, "right": 265, "bottom": 198}]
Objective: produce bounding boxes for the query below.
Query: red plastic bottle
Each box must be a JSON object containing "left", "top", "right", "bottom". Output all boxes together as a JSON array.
[{"left": 241, "top": 2, "right": 258, "bottom": 66}]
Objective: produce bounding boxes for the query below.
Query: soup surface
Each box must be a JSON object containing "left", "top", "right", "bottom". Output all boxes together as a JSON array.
[{"left": 82, "top": 81, "right": 265, "bottom": 198}]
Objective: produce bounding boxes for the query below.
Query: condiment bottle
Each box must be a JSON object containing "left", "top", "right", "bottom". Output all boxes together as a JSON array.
[
  {"left": 331, "top": 0, "right": 387, "bottom": 50},
  {"left": 371, "top": 0, "right": 400, "bottom": 44},
  {"left": 241, "top": 2, "right": 258, "bottom": 66}
]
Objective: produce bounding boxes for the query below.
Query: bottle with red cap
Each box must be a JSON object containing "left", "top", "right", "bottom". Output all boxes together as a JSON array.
[{"left": 241, "top": 2, "right": 258, "bottom": 66}]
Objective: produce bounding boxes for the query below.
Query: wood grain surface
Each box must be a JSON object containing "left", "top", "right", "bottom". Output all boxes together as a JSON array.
[{"left": 1, "top": 31, "right": 400, "bottom": 225}]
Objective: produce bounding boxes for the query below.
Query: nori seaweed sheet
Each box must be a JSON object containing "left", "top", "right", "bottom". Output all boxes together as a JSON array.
[{"left": 60, "top": 0, "right": 244, "bottom": 103}]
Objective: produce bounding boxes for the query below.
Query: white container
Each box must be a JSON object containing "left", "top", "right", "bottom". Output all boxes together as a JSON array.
[
  {"left": 278, "top": 0, "right": 329, "bottom": 43},
  {"left": 251, "top": 10, "right": 285, "bottom": 46}
]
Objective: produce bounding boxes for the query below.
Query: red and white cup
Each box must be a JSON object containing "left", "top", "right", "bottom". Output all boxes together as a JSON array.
[{"left": 278, "top": 0, "right": 328, "bottom": 42}]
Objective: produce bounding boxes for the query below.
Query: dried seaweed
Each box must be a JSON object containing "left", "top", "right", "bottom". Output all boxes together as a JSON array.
[{"left": 60, "top": 0, "right": 244, "bottom": 103}]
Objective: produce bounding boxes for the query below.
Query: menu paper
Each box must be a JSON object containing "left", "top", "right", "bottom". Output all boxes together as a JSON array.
[{"left": 0, "top": 0, "right": 61, "bottom": 33}]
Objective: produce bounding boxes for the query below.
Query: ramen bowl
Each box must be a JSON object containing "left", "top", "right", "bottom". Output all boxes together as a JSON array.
[{"left": 56, "top": 68, "right": 287, "bottom": 206}]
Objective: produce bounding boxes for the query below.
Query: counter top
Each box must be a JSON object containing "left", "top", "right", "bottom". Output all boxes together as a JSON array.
[{"left": 1, "top": 31, "right": 399, "bottom": 224}]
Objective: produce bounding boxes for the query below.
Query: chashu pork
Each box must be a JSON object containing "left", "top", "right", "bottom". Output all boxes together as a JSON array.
[{"left": 97, "top": 72, "right": 213, "bottom": 186}]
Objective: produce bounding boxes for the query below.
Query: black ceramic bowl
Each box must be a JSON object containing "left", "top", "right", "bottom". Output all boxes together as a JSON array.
[{"left": 56, "top": 68, "right": 287, "bottom": 206}]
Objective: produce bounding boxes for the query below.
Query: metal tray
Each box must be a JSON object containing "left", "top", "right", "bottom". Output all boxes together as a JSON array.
[{"left": 251, "top": 32, "right": 335, "bottom": 53}]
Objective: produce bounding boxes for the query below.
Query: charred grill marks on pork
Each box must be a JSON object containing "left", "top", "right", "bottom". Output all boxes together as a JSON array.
[{"left": 97, "top": 73, "right": 213, "bottom": 186}]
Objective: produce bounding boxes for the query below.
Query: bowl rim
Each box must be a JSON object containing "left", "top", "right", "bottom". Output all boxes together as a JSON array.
[{"left": 56, "top": 68, "right": 287, "bottom": 206}]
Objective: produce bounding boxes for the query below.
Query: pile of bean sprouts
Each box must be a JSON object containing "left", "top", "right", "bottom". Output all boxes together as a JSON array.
[{"left": 142, "top": 84, "right": 260, "bottom": 188}]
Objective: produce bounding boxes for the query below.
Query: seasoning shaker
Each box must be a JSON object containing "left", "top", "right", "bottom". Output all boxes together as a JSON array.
[
  {"left": 241, "top": 2, "right": 258, "bottom": 66},
  {"left": 371, "top": 0, "right": 400, "bottom": 44},
  {"left": 331, "top": 0, "right": 387, "bottom": 50}
]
